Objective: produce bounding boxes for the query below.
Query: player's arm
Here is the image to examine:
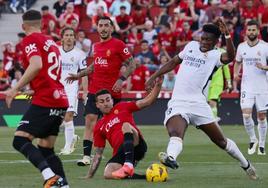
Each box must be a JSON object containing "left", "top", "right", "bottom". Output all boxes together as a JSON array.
[
  {"left": 136, "top": 76, "right": 163, "bottom": 109},
  {"left": 85, "top": 147, "right": 104, "bottom": 179},
  {"left": 112, "top": 56, "right": 136, "bottom": 92},
  {"left": 81, "top": 69, "right": 88, "bottom": 101},
  {"left": 223, "top": 65, "right": 232, "bottom": 91},
  {"left": 66, "top": 63, "right": 94, "bottom": 84},
  {"left": 218, "top": 18, "right": 235, "bottom": 64},
  {"left": 5, "top": 55, "right": 42, "bottom": 108},
  {"left": 146, "top": 55, "right": 181, "bottom": 91},
  {"left": 233, "top": 60, "right": 242, "bottom": 81}
]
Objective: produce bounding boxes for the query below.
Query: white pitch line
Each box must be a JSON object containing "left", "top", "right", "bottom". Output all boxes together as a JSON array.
[{"left": 0, "top": 160, "right": 268, "bottom": 165}]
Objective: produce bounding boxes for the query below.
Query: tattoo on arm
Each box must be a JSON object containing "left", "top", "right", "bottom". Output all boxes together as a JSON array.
[
  {"left": 87, "top": 147, "right": 104, "bottom": 177},
  {"left": 121, "top": 56, "right": 135, "bottom": 79}
]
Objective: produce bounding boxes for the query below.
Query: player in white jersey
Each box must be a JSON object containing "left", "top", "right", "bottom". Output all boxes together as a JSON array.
[
  {"left": 146, "top": 18, "right": 258, "bottom": 180},
  {"left": 234, "top": 20, "right": 268, "bottom": 155},
  {"left": 59, "top": 27, "right": 88, "bottom": 155}
]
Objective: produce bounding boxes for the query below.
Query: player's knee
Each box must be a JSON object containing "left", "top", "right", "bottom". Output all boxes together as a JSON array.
[
  {"left": 103, "top": 170, "right": 113, "bottom": 179},
  {"left": 122, "top": 123, "right": 132, "bottom": 133},
  {"left": 85, "top": 114, "right": 97, "bottom": 127},
  {"left": 213, "top": 138, "right": 227, "bottom": 149},
  {"left": 38, "top": 145, "right": 54, "bottom": 158},
  {"left": 12, "top": 136, "right": 31, "bottom": 152},
  {"left": 242, "top": 113, "right": 252, "bottom": 123}
]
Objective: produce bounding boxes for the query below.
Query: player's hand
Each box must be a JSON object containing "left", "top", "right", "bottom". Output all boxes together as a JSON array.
[
  {"left": 4, "top": 88, "right": 18, "bottom": 108},
  {"left": 231, "top": 88, "right": 239, "bottom": 93},
  {"left": 255, "top": 62, "right": 268, "bottom": 70},
  {"left": 226, "top": 80, "right": 232, "bottom": 93},
  {"left": 82, "top": 92, "right": 88, "bottom": 105},
  {"left": 233, "top": 74, "right": 240, "bottom": 82},
  {"left": 217, "top": 17, "right": 229, "bottom": 35},
  {"left": 112, "top": 79, "right": 123, "bottom": 93},
  {"left": 79, "top": 175, "right": 93, "bottom": 180},
  {"left": 65, "top": 73, "right": 79, "bottom": 84}
]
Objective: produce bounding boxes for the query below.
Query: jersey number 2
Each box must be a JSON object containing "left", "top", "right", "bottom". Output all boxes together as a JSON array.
[{"left": 48, "top": 52, "right": 61, "bottom": 80}]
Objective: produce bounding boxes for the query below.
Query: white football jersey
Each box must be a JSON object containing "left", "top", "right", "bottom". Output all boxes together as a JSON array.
[
  {"left": 172, "top": 41, "right": 222, "bottom": 102},
  {"left": 60, "top": 46, "right": 87, "bottom": 92},
  {"left": 236, "top": 40, "right": 268, "bottom": 93}
]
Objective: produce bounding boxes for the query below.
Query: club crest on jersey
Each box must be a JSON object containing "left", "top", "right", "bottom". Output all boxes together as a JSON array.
[
  {"left": 257, "top": 51, "right": 261, "bottom": 56},
  {"left": 106, "top": 49, "right": 111, "bottom": 57},
  {"left": 71, "top": 57, "right": 74, "bottom": 62},
  {"left": 114, "top": 109, "right": 119, "bottom": 114}
]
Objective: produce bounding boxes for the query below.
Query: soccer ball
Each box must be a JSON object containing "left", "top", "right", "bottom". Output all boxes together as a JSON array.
[{"left": 146, "top": 163, "right": 168, "bottom": 182}]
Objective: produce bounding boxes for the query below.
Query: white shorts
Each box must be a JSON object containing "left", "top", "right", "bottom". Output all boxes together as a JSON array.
[
  {"left": 164, "top": 100, "right": 215, "bottom": 127},
  {"left": 240, "top": 91, "right": 268, "bottom": 112}
]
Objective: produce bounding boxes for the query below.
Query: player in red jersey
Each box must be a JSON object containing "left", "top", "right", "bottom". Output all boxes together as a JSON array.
[
  {"left": 84, "top": 77, "right": 163, "bottom": 179},
  {"left": 67, "top": 16, "right": 135, "bottom": 166},
  {"left": 4, "top": 10, "right": 69, "bottom": 188}
]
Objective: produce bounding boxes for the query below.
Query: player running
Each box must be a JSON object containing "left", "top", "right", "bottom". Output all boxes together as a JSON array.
[
  {"left": 146, "top": 18, "right": 258, "bottom": 180},
  {"left": 84, "top": 77, "right": 163, "bottom": 179},
  {"left": 234, "top": 20, "right": 268, "bottom": 155},
  {"left": 66, "top": 16, "right": 135, "bottom": 166},
  {"left": 5, "top": 10, "right": 69, "bottom": 187},
  {"left": 59, "top": 27, "right": 88, "bottom": 155}
]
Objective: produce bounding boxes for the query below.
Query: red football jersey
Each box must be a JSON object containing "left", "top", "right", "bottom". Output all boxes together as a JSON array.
[
  {"left": 21, "top": 32, "right": 68, "bottom": 108},
  {"left": 131, "top": 65, "right": 150, "bottom": 91},
  {"left": 89, "top": 38, "right": 132, "bottom": 98},
  {"left": 93, "top": 101, "right": 142, "bottom": 156}
]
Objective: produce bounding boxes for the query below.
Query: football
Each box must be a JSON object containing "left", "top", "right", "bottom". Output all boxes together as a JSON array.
[{"left": 146, "top": 163, "right": 168, "bottom": 182}]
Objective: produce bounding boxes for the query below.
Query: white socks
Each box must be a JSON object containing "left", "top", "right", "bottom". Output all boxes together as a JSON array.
[
  {"left": 63, "top": 121, "right": 75, "bottom": 149},
  {"left": 167, "top": 137, "right": 183, "bottom": 160},
  {"left": 258, "top": 119, "right": 267, "bottom": 148},
  {"left": 225, "top": 138, "right": 248, "bottom": 168},
  {"left": 41, "top": 168, "right": 55, "bottom": 180},
  {"left": 242, "top": 114, "right": 257, "bottom": 143}
]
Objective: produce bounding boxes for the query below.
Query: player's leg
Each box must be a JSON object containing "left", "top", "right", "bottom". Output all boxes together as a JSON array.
[
  {"left": 77, "top": 94, "right": 98, "bottom": 166},
  {"left": 160, "top": 114, "right": 188, "bottom": 169},
  {"left": 241, "top": 91, "right": 258, "bottom": 154},
  {"left": 38, "top": 136, "right": 69, "bottom": 187},
  {"left": 112, "top": 123, "right": 139, "bottom": 178},
  {"left": 199, "top": 122, "right": 258, "bottom": 180}
]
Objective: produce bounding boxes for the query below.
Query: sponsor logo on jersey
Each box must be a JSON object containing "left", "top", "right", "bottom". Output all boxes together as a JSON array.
[
  {"left": 101, "top": 117, "right": 120, "bottom": 132},
  {"left": 71, "top": 57, "right": 74, "bottom": 62},
  {"left": 257, "top": 51, "right": 261, "bottom": 56},
  {"left": 25, "top": 43, "right": 37, "bottom": 55},
  {"left": 95, "top": 57, "right": 108, "bottom": 66}
]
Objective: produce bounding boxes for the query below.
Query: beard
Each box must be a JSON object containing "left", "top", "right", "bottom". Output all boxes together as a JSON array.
[{"left": 247, "top": 35, "right": 258, "bottom": 41}]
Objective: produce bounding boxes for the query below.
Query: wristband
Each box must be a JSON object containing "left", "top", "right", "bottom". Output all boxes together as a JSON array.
[
  {"left": 225, "top": 34, "right": 231, "bottom": 39},
  {"left": 119, "top": 76, "right": 127, "bottom": 81}
]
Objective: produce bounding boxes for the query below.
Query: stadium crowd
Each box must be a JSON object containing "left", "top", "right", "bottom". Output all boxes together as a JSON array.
[{"left": 1, "top": 0, "right": 268, "bottom": 92}]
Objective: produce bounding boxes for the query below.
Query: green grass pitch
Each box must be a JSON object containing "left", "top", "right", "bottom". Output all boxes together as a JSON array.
[{"left": 0, "top": 126, "right": 267, "bottom": 188}]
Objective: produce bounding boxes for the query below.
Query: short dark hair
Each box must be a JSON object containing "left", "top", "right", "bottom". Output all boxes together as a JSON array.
[
  {"left": 247, "top": 19, "right": 259, "bottom": 28},
  {"left": 17, "top": 32, "right": 26, "bottom": 38},
  {"left": 95, "top": 89, "right": 111, "bottom": 101},
  {"left": 22, "top": 10, "right": 42, "bottom": 21},
  {"left": 61, "top": 27, "right": 75, "bottom": 37},
  {"left": 141, "top": 40, "right": 148, "bottom": 44},
  {"left": 97, "top": 16, "right": 114, "bottom": 26},
  {"left": 120, "top": 5, "right": 126, "bottom": 10},
  {"left": 202, "top": 23, "right": 221, "bottom": 39},
  {"left": 41, "top": 5, "right": 49, "bottom": 11}
]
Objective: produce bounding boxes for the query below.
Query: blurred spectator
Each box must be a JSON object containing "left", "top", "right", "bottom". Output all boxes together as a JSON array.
[
  {"left": 176, "top": 21, "right": 192, "bottom": 51},
  {"left": 8, "top": 62, "right": 24, "bottom": 81},
  {"left": 155, "top": 0, "right": 175, "bottom": 8},
  {"left": 42, "top": 20, "right": 61, "bottom": 42},
  {"left": 201, "top": 0, "right": 222, "bottom": 24},
  {"left": 136, "top": 40, "right": 158, "bottom": 73},
  {"left": 15, "top": 32, "right": 26, "bottom": 65},
  {"left": 126, "top": 27, "right": 142, "bottom": 51},
  {"left": 158, "top": 23, "right": 177, "bottom": 56},
  {"left": 155, "top": 6, "right": 170, "bottom": 27},
  {"left": 258, "top": 0, "right": 268, "bottom": 42},
  {"left": 240, "top": 0, "right": 258, "bottom": 25},
  {"left": 2, "top": 42, "right": 16, "bottom": 71},
  {"left": 41, "top": 5, "right": 58, "bottom": 31},
  {"left": 115, "top": 5, "right": 133, "bottom": 39},
  {"left": 151, "top": 35, "right": 161, "bottom": 57},
  {"left": 81, "top": 38, "right": 92, "bottom": 55},
  {"left": 142, "top": 20, "right": 157, "bottom": 46},
  {"left": 0, "top": 59, "right": 10, "bottom": 91},
  {"left": 53, "top": 0, "right": 67, "bottom": 18},
  {"left": 162, "top": 70, "right": 175, "bottom": 91},
  {"left": 59, "top": 2, "right": 79, "bottom": 28},
  {"left": 10, "top": 69, "right": 29, "bottom": 91},
  {"left": 131, "top": 5, "right": 147, "bottom": 30},
  {"left": 92, "top": 6, "right": 110, "bottom": 31},
  {"left": 86, "top": 0, "right": 107, "bottom": 18},
  {"left": 221, "top": 0, "right": 239, "bottom": 26},
  {"left": 136, "top": 0, "right": 153, "bottom": 9},
  {"left": 109, "top": 0, "right": 131, "bottom": 17},
  {"left": 126, "top": 57, "right": 150, "bottom": 91}
]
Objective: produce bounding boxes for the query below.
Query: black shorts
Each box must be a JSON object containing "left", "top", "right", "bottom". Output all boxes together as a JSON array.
[
  {"left": 107, "top": 136, "right": 147, "bottom": 166},
  {"left": 16, "top": 104, "right": 66, "bottom": 138},
  {"left": 84, "top": 93, "right": 121, "bottom": 116}
]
